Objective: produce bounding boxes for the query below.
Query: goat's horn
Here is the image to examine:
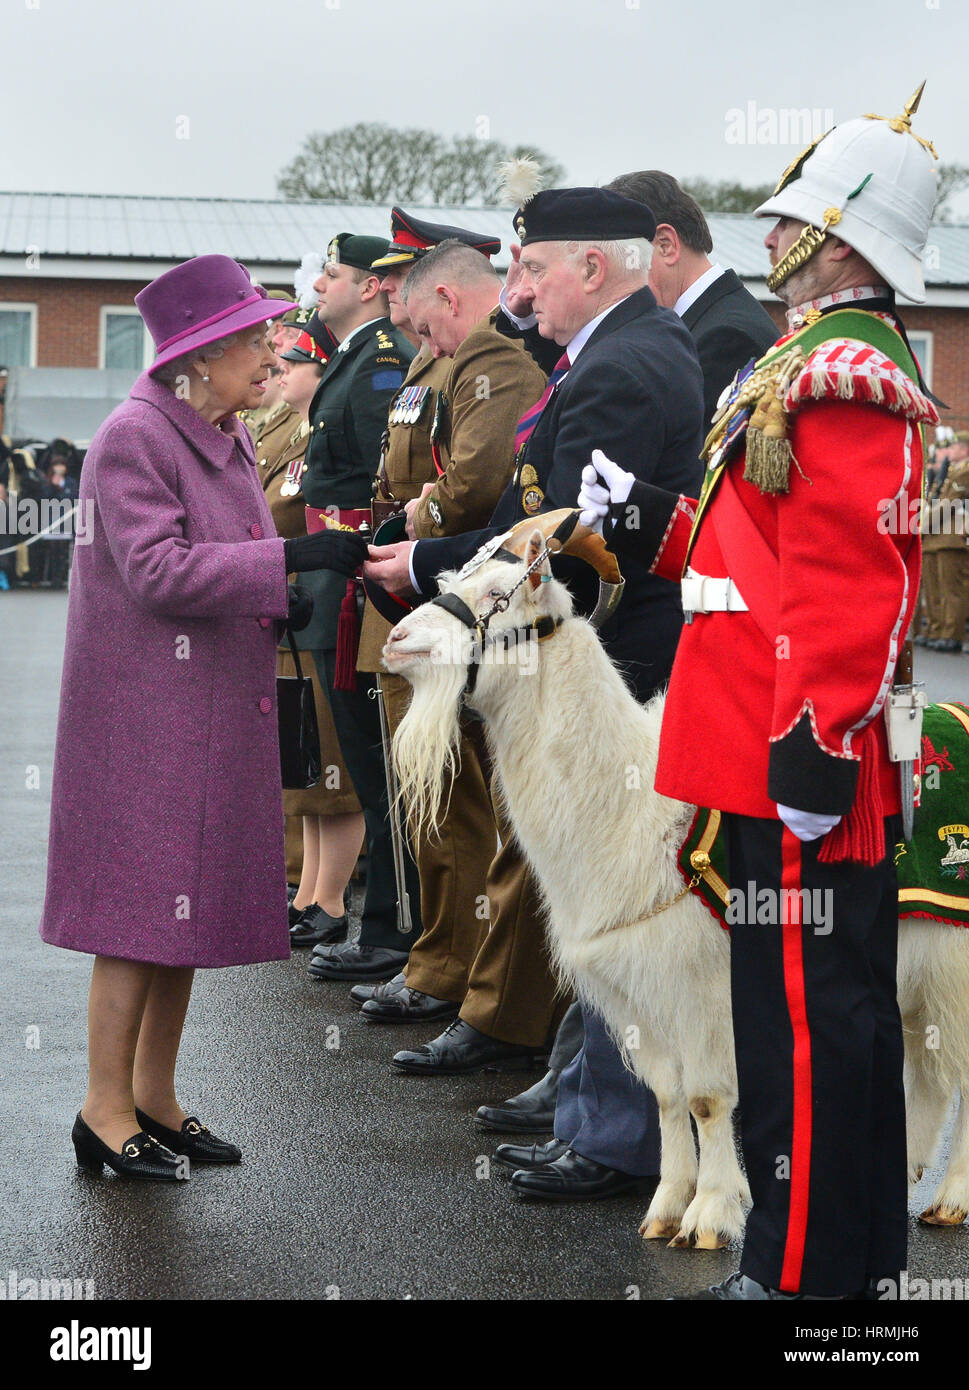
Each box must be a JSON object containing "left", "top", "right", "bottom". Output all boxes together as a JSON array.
[{"left": 503, "top": 508, "right": 626, "bottom": 629}]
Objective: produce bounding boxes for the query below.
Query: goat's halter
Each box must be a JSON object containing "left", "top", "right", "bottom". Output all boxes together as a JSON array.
[{"left": 430, "top": 542, "right": 563, "bottom": 699}]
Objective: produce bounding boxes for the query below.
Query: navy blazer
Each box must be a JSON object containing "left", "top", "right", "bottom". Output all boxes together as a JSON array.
[
  {"left": 681, "top": 269, "right": 778, "bottom": 430},
  {"left": 411, "top": 284, "right": 704, "bottom": 700}
]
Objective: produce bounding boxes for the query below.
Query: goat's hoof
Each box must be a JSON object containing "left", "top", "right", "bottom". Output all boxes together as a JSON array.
[
  {"left": 694, "top": 1228, "right": 728, "bottom": 1250},
  {"left": 919, "top": 1203, "right": 967, "bottom": 1226},
  {"left": 667, "top": 1229, "right": 694, "bottom": 1249},
  {"left": 640, "top": 1217, "right": 680, "bottom": 1241}
]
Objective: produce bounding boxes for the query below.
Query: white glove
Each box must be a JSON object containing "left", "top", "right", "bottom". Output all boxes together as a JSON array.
[
  {"left": 776, "top": 804, "right": 843, "bottom": 842},
  {"left": 577, "top": 450, "right": 635, "bottom": 533}
]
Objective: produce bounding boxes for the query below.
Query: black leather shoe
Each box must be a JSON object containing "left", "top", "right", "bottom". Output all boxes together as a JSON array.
[
  {"left": 494, "top": 1136, "right": 569, "bottom": 1171},
  {"left": 71, "top": 1113, "right": 182, "bottom": 1182},
  {"left": 361, "top": 987, "right": 459, "bottom": 1024},
  {"left": 392, "top": 1018, "right": 546, "bottom": 1075},
  {"left": 475, "top": 1068, "right": 559, "bottom": 1133},
  {"left": 349, "top": 971, "right": 406, "bottom": 1007},
  {"left": 134, "top": 1109, "right": 241, "bottom": 1164},
  {"left": 307, "top": 941, "right": 409, "bottom": 981},
  {"left": 290, "top": 904, "right": 348, "bottom": 948},
  {"left": 670, "top": 1272, "right": 850, "bottom": 1301},
  {"left": 509, "top": 1148, "right": 653, "bottom": 1201}
]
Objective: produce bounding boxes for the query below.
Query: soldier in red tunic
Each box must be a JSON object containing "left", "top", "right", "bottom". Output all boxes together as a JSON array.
[{"left": 579, "top": 88, "right": 940, "bottom": 1300}]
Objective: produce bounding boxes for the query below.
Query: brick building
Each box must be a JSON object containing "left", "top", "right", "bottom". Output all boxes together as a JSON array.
[{"left": 1, "top": 191, "right": 967, "bottom": 435}]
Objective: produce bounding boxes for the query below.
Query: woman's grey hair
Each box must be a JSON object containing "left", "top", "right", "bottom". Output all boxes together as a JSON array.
[{"left": 152, "top": 330, "right": 242, "bottom": 385}]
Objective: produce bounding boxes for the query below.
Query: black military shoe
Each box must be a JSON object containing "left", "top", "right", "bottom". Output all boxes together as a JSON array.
[
  {"left": 392, "top": 1019, "right": 547, "bottom": 1076},
  {"left": 475, "top": 1068, "right": 559, "bottom": 1133},
  {"left": 307, "top": 941, "right": 409, "bottom": 981},
  {"left": 349, "top": 971, "right": 406, "bottom": 1007},
  {"left": 670, "top": 1273, "right": 851, "bottom": 1301},
  {"left": 509, "top": 1148, "right": 654, "bottom": 1201},
  {"left": 135, "top": 1109, "right": 241, "bottom": 1164},
  {"left": 290, "top": 904, "right": 348, "bottom": 948},
  {"left": 494, "top": 1136, "right": 569, "bottom": 1172},
  {"left": 361, "top": 987, "right": 459, "bottom": 1024}
]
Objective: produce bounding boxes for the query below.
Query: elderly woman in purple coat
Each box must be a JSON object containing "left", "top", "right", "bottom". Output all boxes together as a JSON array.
[{"left": 39, "top": 255, "right": 366, "bottom": 1181}]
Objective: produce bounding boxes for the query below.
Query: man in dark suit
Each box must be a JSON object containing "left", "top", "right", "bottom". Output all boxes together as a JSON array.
[
  {"left": 477, "top": 174, "right": 781, "bottom": 1157},
  {"left": 299, "top": 232, "right": 420, "bottom": 982},
  {"left": 366, "top": 187, "right": 705, "bottom": 1196},
  {"left": 485, "top": 176, "right": 779, "bottom": 1198},
  {"left": 608, "top": 171, "right": 779, "bottom": 429}
]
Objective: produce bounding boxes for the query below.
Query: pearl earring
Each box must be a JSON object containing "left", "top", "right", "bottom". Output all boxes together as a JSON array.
[{"left": 202, "top": 374, "right": 210, "bottom": 382}]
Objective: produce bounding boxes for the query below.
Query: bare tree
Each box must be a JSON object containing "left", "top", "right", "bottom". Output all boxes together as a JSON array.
[
  {"left": 682, "top": 179, "right": 775, "bottom": 214},
  {"left": 277, "top": 125, "right": 566, "bottom": 205}
]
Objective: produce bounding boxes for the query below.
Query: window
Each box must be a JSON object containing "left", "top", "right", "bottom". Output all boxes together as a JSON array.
[
  {"left": 908, "top": 330, "right": 933, "bottom": 388},
  {"left": 0, "top": 304, "right": 37, "bottom": 366},
  {"left": 100, "top": 307, "right": 151, "bottom": 369}
]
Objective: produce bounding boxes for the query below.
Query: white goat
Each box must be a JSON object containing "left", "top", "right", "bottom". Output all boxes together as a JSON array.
[{"left": 385, "top": 532, "right": 969, "bottom": 1247}]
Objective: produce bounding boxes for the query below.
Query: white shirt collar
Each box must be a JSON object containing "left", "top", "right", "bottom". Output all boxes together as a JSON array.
[
  {"left": 565, "top": 296, "right": 629, "bottom": 365},
  {"left": 673, "top": 263, "right": 725, "bottom": 318},
  {"left": 337, "top": 316, "right": 384, "bottom": 352}
]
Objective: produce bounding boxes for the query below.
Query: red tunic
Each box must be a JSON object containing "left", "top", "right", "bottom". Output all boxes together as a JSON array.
[
  {"left": 607, "top": 325, "right": 938, "bottom": 857},
  {"left": 654, "top": 402, "right": 922, "bottom": 818}
]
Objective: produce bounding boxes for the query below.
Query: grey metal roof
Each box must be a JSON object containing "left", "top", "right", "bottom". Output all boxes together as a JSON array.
[
  {"left": 0, "top": 191, "right": 512, "bottom": 267},
  {"left": 1, "top": 191, "right": 967, "bottom": 286}
]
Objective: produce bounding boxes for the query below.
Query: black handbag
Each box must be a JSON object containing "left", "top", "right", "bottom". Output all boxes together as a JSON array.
[{"left": 277, "top": 630, "right": 322, "bottom": 789}]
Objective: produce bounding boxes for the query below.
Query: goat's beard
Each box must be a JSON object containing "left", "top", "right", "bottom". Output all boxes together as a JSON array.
[{"left": 392, "top": 651, "right": 469, "bottom": 839}]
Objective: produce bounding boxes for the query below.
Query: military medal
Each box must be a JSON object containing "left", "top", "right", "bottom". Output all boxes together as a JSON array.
[
  {"left": 522, "top": 486, "right": 544, "bottom": 515},
  {"left": 279, "top": 458, "right": 304, "bottom": 497}
]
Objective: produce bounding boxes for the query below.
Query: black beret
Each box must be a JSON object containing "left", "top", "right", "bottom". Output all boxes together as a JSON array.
[
  {"left": 514, "top": 188, "right": 656, "bottom": 245},
  {"left": 327, "top": 233, "right": 390, "bottom": 272}
]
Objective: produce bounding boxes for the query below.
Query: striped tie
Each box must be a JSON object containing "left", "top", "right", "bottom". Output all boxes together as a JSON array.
[{"left": 514, "top": 351, "right": 571, "bottom": 452}]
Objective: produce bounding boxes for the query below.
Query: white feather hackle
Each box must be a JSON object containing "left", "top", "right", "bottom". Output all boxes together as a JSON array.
[
  {"left": 497, "top": 155, "right": 543, "bottom": 208},
  {"left": 294, "top": 252, "right": 324, "bottom": 309}
]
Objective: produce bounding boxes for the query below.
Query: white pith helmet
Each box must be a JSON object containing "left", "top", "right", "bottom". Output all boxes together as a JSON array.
[{"left": 754, "top": 84, "right": 939, "bottom": 303}]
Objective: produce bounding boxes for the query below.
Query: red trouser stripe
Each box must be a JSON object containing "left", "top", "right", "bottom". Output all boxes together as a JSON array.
[{"left": 779, "top": 827, "right": 813, "bottom": 1291}]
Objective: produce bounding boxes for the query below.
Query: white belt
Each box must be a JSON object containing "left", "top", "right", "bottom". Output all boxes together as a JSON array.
[{"left": 681, "top": 566, "right": 748, "bottom": 623}]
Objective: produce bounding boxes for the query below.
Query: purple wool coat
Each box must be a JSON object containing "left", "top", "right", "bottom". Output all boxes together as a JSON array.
[{"left": 39, "top": 372, "right": 292, "bottom": 967}]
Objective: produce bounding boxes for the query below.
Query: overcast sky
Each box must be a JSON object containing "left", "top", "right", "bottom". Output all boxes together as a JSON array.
[{"left": 5, "top": 0, "right": 967, "bottom": 207}]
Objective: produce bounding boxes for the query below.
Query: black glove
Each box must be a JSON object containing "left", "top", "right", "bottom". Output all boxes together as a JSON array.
[
  {"left": 284, "top": 529, "right": 369, "bottom": 577},
  {"left": 286, "top": 583, "right": 314, "bottom": 632}
]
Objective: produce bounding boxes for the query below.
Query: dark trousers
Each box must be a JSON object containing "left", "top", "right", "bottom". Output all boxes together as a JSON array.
[
  {"left": 724, "top": 813, "right": 907, "bottom": 1297},
  {"left": 554, "top": 1004, "right": 661, "bottom": 1176},
  {"left": 314, "top": 650, "right": 421, "bottom": 952},
  {"left": 549, "top": 635, "right": 674, "bottom": 1179}
]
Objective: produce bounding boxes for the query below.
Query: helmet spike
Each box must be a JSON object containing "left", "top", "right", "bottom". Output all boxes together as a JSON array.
[{"left": 898, "top": 80, "right": 926, "bottom": 129}]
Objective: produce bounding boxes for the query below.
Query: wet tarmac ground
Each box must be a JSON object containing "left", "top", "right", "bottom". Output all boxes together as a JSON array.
[{"left": 2, "top": 590, "right": 968, "bottom": 1302}]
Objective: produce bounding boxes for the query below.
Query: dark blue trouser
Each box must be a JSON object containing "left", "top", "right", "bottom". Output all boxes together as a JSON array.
[{"left": 554, "top": 1002, "right": 660, "bottom": 1176}]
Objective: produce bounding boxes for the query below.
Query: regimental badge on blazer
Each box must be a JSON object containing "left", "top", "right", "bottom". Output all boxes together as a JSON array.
[
  {"left": 390, "top": 385, "right": 432, "bottom": 426},
  {"left": 520, "top": 463, "right": 544, "bottom": 515}
]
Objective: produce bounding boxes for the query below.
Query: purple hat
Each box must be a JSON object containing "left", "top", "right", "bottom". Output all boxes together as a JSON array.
[{"left": 136, "top": 255, "right": 295, "bottom": 376}]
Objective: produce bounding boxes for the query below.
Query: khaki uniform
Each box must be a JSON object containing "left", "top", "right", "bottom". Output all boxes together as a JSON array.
[
  {"left": 361, "top": 322, "right": 562, "bottom": 1038},
  {"left": 920, "top": 458, "right": 969, "bottom": 643},
  {"left": 256, "top": 407, "right": 361, "bottom": 882}
]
